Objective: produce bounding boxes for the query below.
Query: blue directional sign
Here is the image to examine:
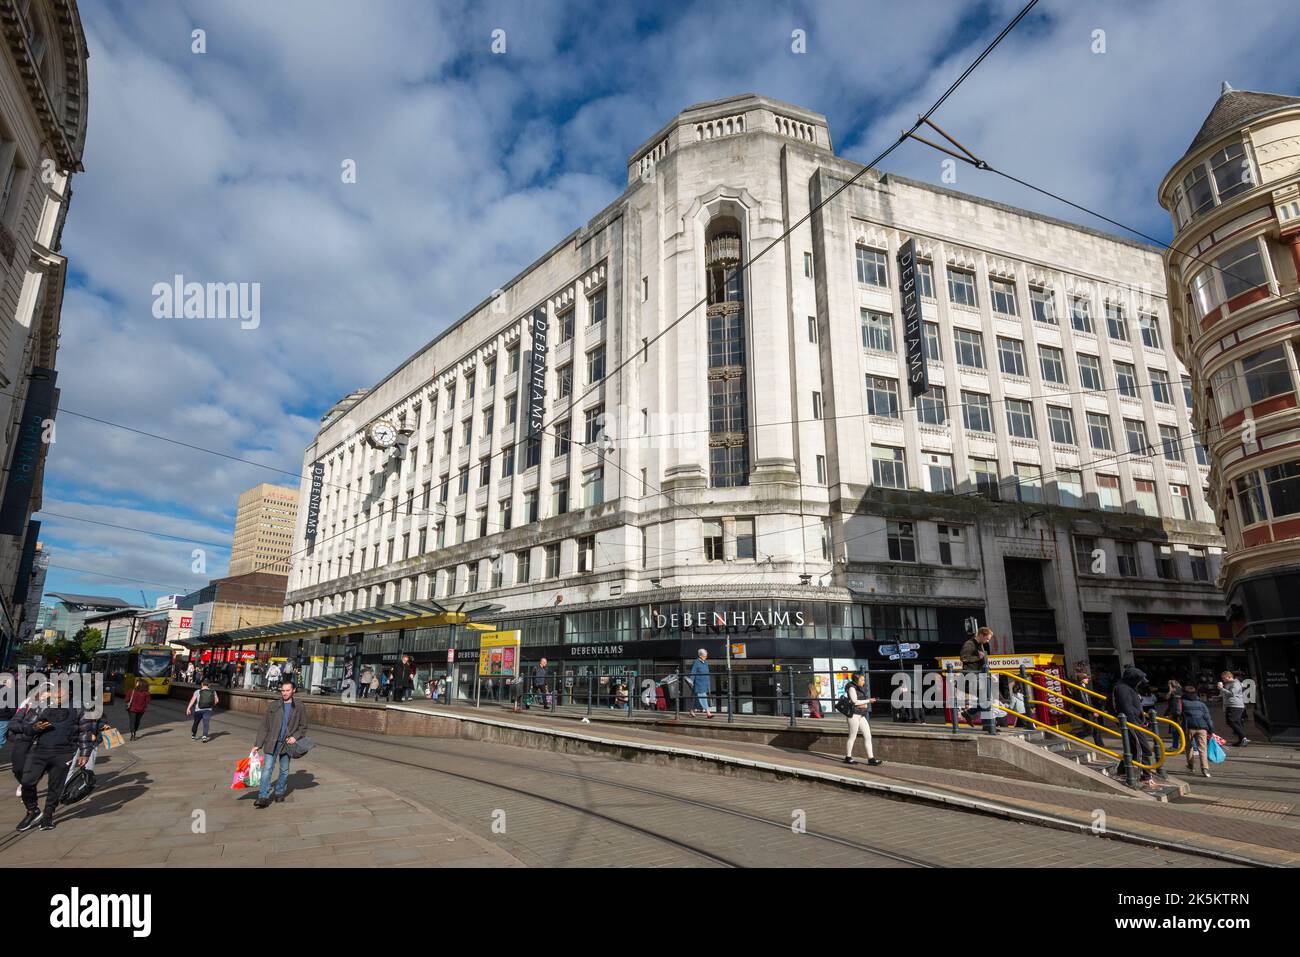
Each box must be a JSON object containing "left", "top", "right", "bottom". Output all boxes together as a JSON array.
[
  {"left": 877, "top": 644, "right": 898, "bottom": 656},
  {"left": 889, "top": 651, "right": 920, "bottom": 661}
]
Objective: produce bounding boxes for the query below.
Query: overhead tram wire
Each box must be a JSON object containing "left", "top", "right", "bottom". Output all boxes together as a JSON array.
[
  {"left": 38, "top": 3, "right": 1046, "bottom": 597},
  {"left": 37, "top": 511, "right": 233, "bottom": 550},
  {"left": 902, "top": 117, "right": 1300, "bottom": 325},
  {"left": 43, "top": 563, "right": 196, "bottom": 593}
]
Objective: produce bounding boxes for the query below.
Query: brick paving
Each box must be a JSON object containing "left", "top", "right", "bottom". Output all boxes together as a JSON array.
[{"left": 0, "top": 699, "right": 520, "bottom": 869}]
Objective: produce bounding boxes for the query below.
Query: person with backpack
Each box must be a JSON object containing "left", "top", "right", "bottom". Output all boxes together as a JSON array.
[
  {"left": 251, "top": 680, "right": 309, "bottom": 807},
  {"left": 1180, "top": 685, "right": 1215, "bottom": 778},
  {"left": 186, "top": 680, "right": 219, "bottom": 742},
  {"left": 840, "top": 673, "right": 883, "bottom": 766},
  {"left": 15, "top": 682, "right": 96, "bottom": 832},
  {"left": 265, "top": 661, "right": 281, "bottom": 690},
  {"left": 124, "top": 678, "right": 151, "bottom": 740}
]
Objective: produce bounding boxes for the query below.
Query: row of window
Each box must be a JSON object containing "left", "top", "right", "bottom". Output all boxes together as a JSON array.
[
  {"left": 316, "top": 288, "right": 609, "bottom": 490},
  {"left": 1210, "top": 340, "right": 1298, "bottom": 420},
  {"left": 859, "top": 311, "right": 1171, "bottom": 396},
  {"left": 1233, "top": 459, "right": 1300, "bottom": 530},
  {"left": 882, "top": 521, "right": 968, "bottom": 566},
  {"left": 1173, "top": 141, "right": 1253, "bottom": 230},
  {"left": 1074, "top": 536, "right": 1212, "bottom": 583},
  {"left": 869, "top": 446, "right": 1201, "bottom": 519},
  {"left": 433, "top": 535, "right": 600, "bottom": 593},
  {"left": 855, "top": 376, "right": 1204, "bottom": 463},
  {"left": 307, "top": 465, "right": 607, "bottom": 584},
  {"left": 1189, "top": 235, "right": 1271, "bottom": 320},
  {"left": 853, "top": 244, "right": 1162, "bottom": 345}
]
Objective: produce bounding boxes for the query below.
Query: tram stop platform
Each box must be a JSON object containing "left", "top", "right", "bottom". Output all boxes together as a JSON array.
[{"left": 169, "top": 683, "right": 1300, "bottom": 867}]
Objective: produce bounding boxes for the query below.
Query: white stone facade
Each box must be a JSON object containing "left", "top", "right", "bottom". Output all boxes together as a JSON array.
[
  {"left": 285, "top": 94, "right": 1228, "bottom": 670},
  {"left": 0, "top": 0, "right": 87, "bottom": 661}
]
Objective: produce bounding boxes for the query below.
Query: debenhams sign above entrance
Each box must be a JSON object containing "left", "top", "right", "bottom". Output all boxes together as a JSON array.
[{"left": 653, "top": 609, "right": 808, "bottom": 631}]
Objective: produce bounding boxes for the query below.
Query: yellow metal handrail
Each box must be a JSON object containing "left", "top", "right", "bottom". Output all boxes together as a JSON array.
[
  {"left": 985, "top": 670, "right": 1180, "bottom": 771},
  {"left": 1005, "top": 668, "right": 1187, "bottom": 758}
]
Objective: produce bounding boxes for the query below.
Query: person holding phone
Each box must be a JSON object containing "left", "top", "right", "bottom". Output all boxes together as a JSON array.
[{"left": 844, "top": 673, "right": 884, "bottom": 767}]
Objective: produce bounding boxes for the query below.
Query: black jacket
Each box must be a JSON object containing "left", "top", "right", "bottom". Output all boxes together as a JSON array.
[
  {"left": 254, "top": 697, "right": 309, "bottom": 754},
  {"left": 6, "top": 706, "right": 40, "bottom": 744},
  {"left": 1111, "top": 666, "right": 1147, "bottom": 722},
  {"left": 27, "top": 705, "right": 97, "bottom": 757}
]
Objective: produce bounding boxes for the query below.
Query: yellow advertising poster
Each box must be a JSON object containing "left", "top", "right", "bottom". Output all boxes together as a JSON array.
[{"left": 477, "top": 630, "right": 521, "bottom": 677}]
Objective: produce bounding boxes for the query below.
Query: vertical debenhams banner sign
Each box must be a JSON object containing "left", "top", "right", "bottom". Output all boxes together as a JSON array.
[
  {"left": 305, "top": 461, "right": 324, "bottom": 544},
  {"left": 898, "top": 239, "right": 928, "bottom": 397},
  {"left": 0, "top": 369, "right": 57, "bottom": 537},
  {"left": 525, "top": 306, "right": 548, "bottom": 438}
]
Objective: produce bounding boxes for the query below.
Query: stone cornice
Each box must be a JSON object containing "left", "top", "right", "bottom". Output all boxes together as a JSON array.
[{"left": 0, "top": 0, "right": 87, "bottom": 171}]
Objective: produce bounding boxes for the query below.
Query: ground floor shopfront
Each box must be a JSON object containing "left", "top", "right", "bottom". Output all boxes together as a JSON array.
[
  {"left": 191, "top": 593, "right": 1253, "bottom": 720},
  {"left": 1227, "top": 565, "right": 1300, "bottom": 740}
]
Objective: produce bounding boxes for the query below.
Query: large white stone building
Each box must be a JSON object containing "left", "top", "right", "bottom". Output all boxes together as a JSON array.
[
  {"left": 279, "top": 94, "right": 1230, "bottom": 702},
  {"left": 0, "top": 0, "right": 87, "bottom": 666}
]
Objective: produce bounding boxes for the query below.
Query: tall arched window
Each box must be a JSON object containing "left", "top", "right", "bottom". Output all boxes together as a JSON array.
[{"left": 705, "top": 217, "right": 748, "bottom": 487}]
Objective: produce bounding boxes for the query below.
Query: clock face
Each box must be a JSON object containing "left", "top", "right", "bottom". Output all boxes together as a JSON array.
[{"left": 367, "top": 420, "right": 398, "bottom": 449}]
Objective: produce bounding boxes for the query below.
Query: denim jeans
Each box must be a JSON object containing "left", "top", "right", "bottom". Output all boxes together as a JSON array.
[
  {"left": 258, "top": 747, "right": 292, "bottom": 798},
  {"left": 0, "top": 718, "right": 8, "bottom": 747},
  {"left": 191, "top": 709, "right": 213, "bottom": 737}
]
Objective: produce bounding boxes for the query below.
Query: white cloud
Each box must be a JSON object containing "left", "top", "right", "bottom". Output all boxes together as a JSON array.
[{"left": 41, "top": 0, "right": 1299, "bottom": 601}]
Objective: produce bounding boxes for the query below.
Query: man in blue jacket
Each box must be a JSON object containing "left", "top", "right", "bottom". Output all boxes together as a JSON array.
[{"left": 689, "top": 649, "right": 712, "bottom": 718}]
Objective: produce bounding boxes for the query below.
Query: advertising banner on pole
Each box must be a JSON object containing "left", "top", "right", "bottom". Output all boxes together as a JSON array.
[{"left": 478, "top": 630, "right": 521, "bottom": 677}]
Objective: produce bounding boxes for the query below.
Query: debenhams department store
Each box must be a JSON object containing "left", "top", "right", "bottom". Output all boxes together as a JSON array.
[{"left": 194, "top": 588, "right": 983, "bottom": 710}]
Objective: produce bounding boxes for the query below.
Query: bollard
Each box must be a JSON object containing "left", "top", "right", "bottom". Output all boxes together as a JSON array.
[
  {"left": 947, "top": 665, "right": 958, "bottom": 733},
  {"left": 1149, "top": 710, "right": 1165, "bottom": 777},
  {"left": 1018, "top": 664, "right": 1030, "bottom": 730},
  {"left": 1118, "top": 713, "right": 1136, "bottom": 788}
]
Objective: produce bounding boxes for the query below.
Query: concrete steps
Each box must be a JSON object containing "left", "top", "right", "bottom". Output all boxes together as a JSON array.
[{"left": 1024, "top": 728, "right": 1187, "bottom": 801}]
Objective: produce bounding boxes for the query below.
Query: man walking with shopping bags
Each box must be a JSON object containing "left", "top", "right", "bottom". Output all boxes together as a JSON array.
[{"left": 251, "top": 680, "right": 308, "bottom": 808}]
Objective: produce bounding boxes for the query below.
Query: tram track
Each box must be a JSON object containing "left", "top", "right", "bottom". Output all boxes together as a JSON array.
[{"left": 154, "top": 699, "right": 941, "bottom": 867}]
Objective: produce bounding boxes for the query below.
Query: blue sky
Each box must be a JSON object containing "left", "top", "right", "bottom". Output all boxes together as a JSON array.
[{"left": 36, "top": 0, "right": 1300, "bottom": 606}]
